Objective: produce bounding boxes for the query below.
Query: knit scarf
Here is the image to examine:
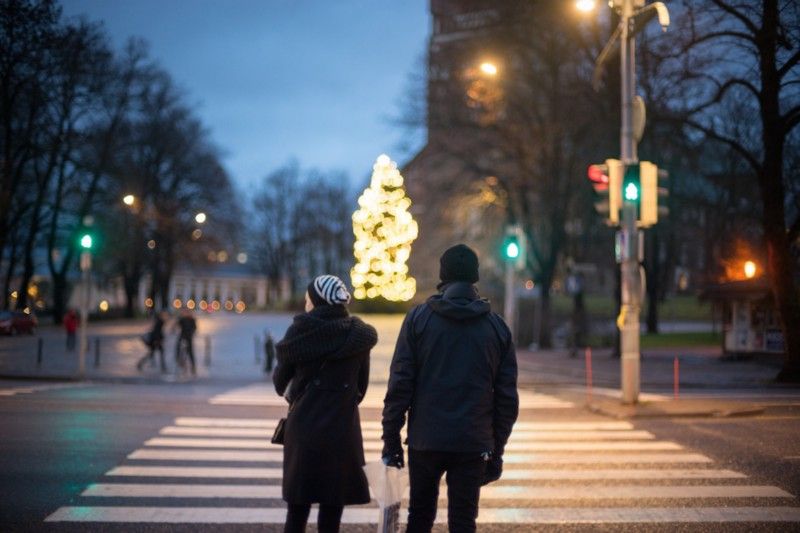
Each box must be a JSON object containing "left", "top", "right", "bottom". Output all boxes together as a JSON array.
[{"left": 276, "top": 305, "right": 378, "bottom": 365}]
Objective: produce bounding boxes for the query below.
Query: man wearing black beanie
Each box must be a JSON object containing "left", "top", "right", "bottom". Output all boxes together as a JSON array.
[{"left": 381, "top": 244, "right": 519, "bottom": 533}]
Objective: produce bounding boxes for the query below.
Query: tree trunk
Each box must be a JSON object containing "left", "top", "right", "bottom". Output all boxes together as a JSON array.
[
  {"left": 51, "top": 272, "right": 69, "bottom": 325},
  {"left": 538, "top": 280, "right": 553, "bottom": 349},
  {"left": 123, "top": 272, "right": 139, "bottom": 318},
  {"left": 757, "top": 0, "right": 800, "bottom": 382}
]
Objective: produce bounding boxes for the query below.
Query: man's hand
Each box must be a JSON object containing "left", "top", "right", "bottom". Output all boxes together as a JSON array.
[
  {"left": 381, "top": 439, "right": 404, "bottom": 468},
  {"left": 482, "top": 455, "right": 502, "bottom": 485}
]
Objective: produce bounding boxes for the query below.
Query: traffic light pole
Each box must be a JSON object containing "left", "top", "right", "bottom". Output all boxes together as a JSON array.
[
  {"left": 78, "top": 251, "right": 91, "bottom": 379},
  {"left": 619, "top": 0, "right": 640, "bottom": 404},
  {"left": 504, "top": 261, "right": 516, "bottom": 343}
]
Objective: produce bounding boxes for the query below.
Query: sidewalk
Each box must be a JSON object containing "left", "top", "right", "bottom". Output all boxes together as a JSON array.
[{"left": 519, "top": 346, "right": 800, "bottom": 418}]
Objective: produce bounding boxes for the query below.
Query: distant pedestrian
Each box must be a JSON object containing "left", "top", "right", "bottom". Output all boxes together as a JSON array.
[
  {"left": 137, "top": 311, "right": 168, "bottom": 372},
  {"left": 63, "top": 309, "right": 78, "bottom": 351},
  {"left": 175, "top": 308, "right": 197, "bottom": 374},
  {"left": 264, "top": 331, "right": 276, "bottom": 373},
  {"left": 382, "top": 244, "right": 519, "bottom": 533},
  {"left": 273, "top": 275, "right": 377, "bottom": 533}
]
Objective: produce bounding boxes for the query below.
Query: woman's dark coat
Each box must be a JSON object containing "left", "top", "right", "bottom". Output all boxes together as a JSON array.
[{"left": 273, "top": 304, "right": 378, "bottom": 505}]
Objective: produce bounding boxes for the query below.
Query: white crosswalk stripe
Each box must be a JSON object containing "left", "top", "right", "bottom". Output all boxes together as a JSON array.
[
  {"left": 207, "top": 384, "right": 575, "bottom": 409},
  {"left": 45, "top": 386, "right": 800, "bottom": 526}
]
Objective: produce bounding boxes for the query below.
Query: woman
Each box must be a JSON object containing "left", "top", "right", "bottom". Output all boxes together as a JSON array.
[{"left": 273, "top": 275, "right": 378, "bottom": 533}]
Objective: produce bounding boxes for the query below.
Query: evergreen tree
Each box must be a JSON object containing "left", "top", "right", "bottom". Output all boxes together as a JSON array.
[{"left": 351, "top": 155, "right": 418, "bottom": 301}]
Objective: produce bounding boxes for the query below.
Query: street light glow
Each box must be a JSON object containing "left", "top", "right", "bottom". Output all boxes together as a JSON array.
[
  {"left": 479, "top": 62, "right": 498, "bottom": 76},
  {"left": 744, "top": 260, "right": 757, "bottom": 279},
  {"left": 195, "top": 212, "right": 207, "bottom": 224},
  {"left": 576, "top": 0, "right": 596, "bottom": 12},
  {"left": 122, "top": 194, "right": 135, "bottom": 206}
]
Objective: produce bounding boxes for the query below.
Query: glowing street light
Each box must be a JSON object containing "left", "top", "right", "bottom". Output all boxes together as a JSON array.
[
  {"left": 576, "top": 0, "right": 596, "bottom": 12},
  {"left": 195, "top": 212, "right": 207, "bottom": 224},
  {"left": 479, "top": 62, "right": 498, "bottom": 76},
  {"left": 122, "top": 194, "right": 136, "bottom": 206},
  {"left": 744, "top": 260, "right": 757, "bottom": 279}
]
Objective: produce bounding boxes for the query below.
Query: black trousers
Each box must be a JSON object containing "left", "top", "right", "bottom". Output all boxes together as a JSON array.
[
  {"left": 176, "top": 336, "right": 196, "bottom": 371},
  {"left": 284, "top": 503, "right": 344, "bottom": 533},
  {"left": 407, "top": 448, "right": 486, "bottom": 533}
]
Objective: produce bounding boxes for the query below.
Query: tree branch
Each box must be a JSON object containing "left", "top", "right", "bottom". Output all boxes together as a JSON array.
[
  {"left": 785, "top": 104, "right": 800, "bottom": 134},
  {"left": 685, "top": 77, "right": 761, "bottom": 115},
  {"left": 709, "top": 0, "right": 759, "bottom": 35},
  {"left": 684, "top": 118, "right": 761, "bottom": 173},
  {"left": 778, "top": 49, "right": 800, "bottom": 79}
]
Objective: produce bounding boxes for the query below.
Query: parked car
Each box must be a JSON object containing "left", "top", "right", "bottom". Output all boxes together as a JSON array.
[{"left": 0, "top": 311, "right": 38, "bottom": 335}]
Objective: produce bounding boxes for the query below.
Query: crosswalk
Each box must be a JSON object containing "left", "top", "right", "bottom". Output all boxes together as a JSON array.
[
  {"left": 207, "top": 383, "right": 576, "bottom": 409},
  {"left": 45, "top": 388, "right": 800, "bottom": 526}
]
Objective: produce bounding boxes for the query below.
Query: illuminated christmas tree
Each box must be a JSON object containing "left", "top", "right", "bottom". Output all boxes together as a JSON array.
[{"left": 351, "top": 154, "right": 418, "bottom": 301}]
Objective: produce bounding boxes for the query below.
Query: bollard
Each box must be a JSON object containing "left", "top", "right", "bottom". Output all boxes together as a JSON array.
[
  {"left": 673, "top": 356, "right": 680, "bottom": 400},
  {"left": 585, "top": 346, "right": 593, "bottom": 404},
  {"left": 37, "top": 337, "right": 43, "bottom": 367},
  {"left": 254, "top": 335, "right": 261, "bottom": 363},
  {"left": 94, "top": 337, "right": 100, "bottom": 368},
  {"left": 204, "top": 335, "right": 211, "bottom": 367}
]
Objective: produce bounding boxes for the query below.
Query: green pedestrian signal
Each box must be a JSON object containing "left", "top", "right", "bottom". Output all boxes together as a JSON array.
[
  {"left": 622, "top": 164, "right": 640, "bottom": 203},
  {"left": 80, "top": 233, "right": 93, "bottom": 249},
  {"left": 624, "top": 182, "right": 639, "bottom": 201}
]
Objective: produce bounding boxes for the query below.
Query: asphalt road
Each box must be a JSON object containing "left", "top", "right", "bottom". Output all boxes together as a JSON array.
[{"left": 1, "top": 313, "right": 799, "bottom": 531}]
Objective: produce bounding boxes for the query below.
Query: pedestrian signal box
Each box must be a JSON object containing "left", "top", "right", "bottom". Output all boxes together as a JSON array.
[{"left": 587, "top": 159, "right": 622, "bottom": 226}]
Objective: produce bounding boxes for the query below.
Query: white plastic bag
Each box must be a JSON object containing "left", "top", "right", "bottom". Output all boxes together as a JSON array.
[{"left": 363, "top": 461, "right": 409, "bottom": 533}]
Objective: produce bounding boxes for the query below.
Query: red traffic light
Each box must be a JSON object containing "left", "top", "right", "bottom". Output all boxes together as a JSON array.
[{"left": 588, "top": 164, "right": 609, "bottom": 191}]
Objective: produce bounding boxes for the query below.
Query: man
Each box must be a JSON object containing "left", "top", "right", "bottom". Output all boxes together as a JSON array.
[
  {"left": 137, "top": 310, "right": 168, "bottom": 373},
  {"left": 382, "top": 244, "right": 519, "bottom": 532},
  {"left": 63, "top": 309, "right": 78, "bottom": 351},
  {"left": 175, "top": 308, "right": 197, "bottom": 374}
]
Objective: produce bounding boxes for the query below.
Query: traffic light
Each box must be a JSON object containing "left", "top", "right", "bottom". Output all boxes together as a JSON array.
[
  {"left": 639, "top": 161, "right": 669, "bottom": 227},
  {"left": 587, "top": 159, "right": 622, "bottom": 225},
  {"left": 79, "top": 232, "right": 93, "bottom": 250},
  {"left": 622, "top": 163, "right": 640, "bottom": 204},
  {"left": 502, "top": 225, "right": 525, "bottom": 269}
]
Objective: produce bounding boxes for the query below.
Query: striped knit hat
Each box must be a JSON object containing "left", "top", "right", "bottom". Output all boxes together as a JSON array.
[{"left": 307, "top": 275, "right": 351, "bottom": 307}]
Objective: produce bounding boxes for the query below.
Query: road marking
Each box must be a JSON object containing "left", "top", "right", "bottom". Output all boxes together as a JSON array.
[
  {"left": 159, "top": 426, "right": 655, "bottom": 441},
  {"left": 46, "top": 506, "right": 800, "bottom": 524},
  {"left": 107, "top": 466, "right": 284, "bottom": 478},
  {"left": 127, "top": 449, "right": 712, "bottom": 464},
  {"left": 208, "top": 386, "right": 574, "bottom": 409},
  {"left": 81, "top": 483, "right": 793, "bottom": 500},
  {"left": 174, "top": 417, "right": 634, "bottom": 431},
  {"left": 0, "top": 383, "right": 88, "bottom": 397},
  {"left": 106, "top": 465, "right": 744, "bottom": 481},
  {"left": 144, "top": 437, "right": 683, "bottom": 452}
]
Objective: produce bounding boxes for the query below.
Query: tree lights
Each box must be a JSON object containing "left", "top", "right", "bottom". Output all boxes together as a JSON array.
[{"left": 351, "top": 154, "right": 418, "bottom": 301}]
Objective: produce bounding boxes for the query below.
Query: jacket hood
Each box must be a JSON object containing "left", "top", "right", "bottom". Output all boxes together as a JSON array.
[
  {"left": 427, "top": 281, "right": 491, "bottom": 320},
  {"left": 276, "top": 304, "right": 378, "bottom": 365}
]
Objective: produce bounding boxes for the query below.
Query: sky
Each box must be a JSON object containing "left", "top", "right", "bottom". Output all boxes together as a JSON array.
[{"left": 60, "top": 0, "right": 430, "bottom": 190}]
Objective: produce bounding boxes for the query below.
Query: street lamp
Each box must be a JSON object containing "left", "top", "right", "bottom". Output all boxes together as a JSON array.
[
  {"left": 575, "top": 0, "right": 596, "bottom": 12},
  {"left": 744, "top": 261, "right": 757, "bottom": 279},
  {"left": 479, "top": 62, "right": 498, "bottom": 76},
  {"left": 195, "top": 212, "right": 207, "bottom": 224},
  {"left": 122, "top": 194, "right": 136, "bottom": 206}
]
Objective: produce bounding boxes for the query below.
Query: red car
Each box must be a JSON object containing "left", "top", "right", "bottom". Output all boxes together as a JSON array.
[{"left": 0, "top": 311, "right": 38, "bottom": 335}]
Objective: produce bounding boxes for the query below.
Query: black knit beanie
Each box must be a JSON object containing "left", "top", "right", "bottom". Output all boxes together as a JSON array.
[{"left": 439, "top": 244, "right": 479, "bottom": 285}]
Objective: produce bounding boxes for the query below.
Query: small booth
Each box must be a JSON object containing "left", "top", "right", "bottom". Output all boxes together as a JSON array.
[{"left": 701, "top": 278, "right": 785, "bottom": 356}]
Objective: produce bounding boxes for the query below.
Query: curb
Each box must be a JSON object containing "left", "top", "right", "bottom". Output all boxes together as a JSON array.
[{"left": 586, "top": 400, "right": 766, "bottom": 419}]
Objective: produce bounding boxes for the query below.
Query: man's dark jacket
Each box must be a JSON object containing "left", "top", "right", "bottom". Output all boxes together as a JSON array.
[{"left": 382, "top": 282, "right": 519, "bottom": 456}]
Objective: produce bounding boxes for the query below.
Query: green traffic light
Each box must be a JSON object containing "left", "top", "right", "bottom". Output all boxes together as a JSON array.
[
  {"left": 624, "top": 182, "right": 640, "bottom": 202},
  {"left": 505, "top": 241, "right": 520, "bottom": 259},
  {"left": 80, "top": 234, "right": 93, "bottom": 249}
]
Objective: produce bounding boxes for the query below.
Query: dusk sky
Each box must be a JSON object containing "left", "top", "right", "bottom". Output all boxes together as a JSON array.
[{"left": 60, "top": 0, "right": 430, "bottom": 190}]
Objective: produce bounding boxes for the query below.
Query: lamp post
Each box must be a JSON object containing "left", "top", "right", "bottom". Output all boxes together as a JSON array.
[
  {"left": 582, "top": 0, "right": 670, "bottom": 404},
  {"left": 78, "top": 223, "right": 94, "bottom": 379}
]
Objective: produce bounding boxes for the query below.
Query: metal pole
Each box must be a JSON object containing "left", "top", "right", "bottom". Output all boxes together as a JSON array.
[
  {"left": 504, "top": 261, "right": 516, "bottom": 343},
  {"left": 78, "top": 252, "right": 91, "bottom": 379},
  {"left": 619, "top": 0, "right": 641, "bottom": 404},
  {"left": 94, "top": 337, "right": 100, "bottom": 368},
  {"left": 37, "top": 337, "right": 43, "bottom": 367},
  {"left": 204, "top": 335, "right": 211, "bottom": 367}
]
